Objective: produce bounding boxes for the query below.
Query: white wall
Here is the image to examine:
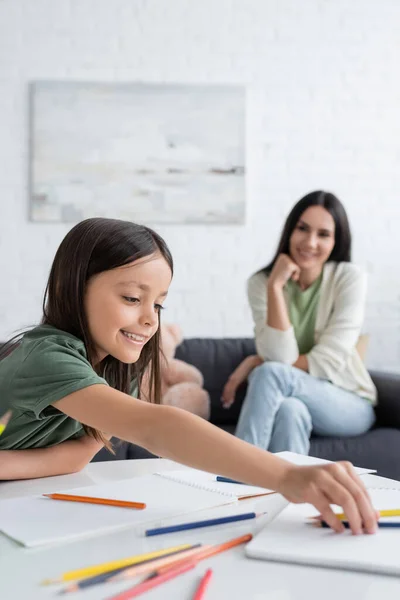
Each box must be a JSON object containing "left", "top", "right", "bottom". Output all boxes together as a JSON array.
[{"left": 1, "top": 0, "right": 400, "bottom": 371}]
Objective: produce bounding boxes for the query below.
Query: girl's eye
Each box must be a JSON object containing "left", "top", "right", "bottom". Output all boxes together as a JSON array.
[
  {"left": 155, "top": 304, "right": 165, "bottom": 312},
  {"left": 123, "top": 296, "right": 139, "bottom": 303},
  {"left": 297, "top": 225, "right": 307, "bottom": 231},
  {"left": 319, "top": 232, "right": 331, "bottom": 238}
]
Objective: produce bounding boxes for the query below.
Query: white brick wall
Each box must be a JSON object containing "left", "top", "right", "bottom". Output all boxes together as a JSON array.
[{"left": 1, "top": 0, "right": 400, "bottom": 371}]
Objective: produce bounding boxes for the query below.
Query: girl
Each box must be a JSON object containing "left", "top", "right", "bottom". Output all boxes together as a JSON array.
[
  {"left": 0, "top": 217, "right": 376, "bottom": 534},
  {"left": 222, "top": 191, "right": 377, "bottom": 456}
]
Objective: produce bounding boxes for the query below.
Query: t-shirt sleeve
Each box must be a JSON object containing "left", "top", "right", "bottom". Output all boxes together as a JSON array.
[
  {"left": 12, "top": 338, "right": 109, "bottom": 419},
  {"left": 129, "top": 378, "right": 139, "bottom": 398}
]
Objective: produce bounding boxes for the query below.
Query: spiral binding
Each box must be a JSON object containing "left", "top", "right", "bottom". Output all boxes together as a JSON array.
[{"left": 155, "top": 472, "right": 238, "bottom": 498}]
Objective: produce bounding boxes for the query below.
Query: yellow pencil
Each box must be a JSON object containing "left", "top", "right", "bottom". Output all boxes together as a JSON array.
[
  {"left": 0, "top": 411, "right": 11, "bottom": 435},
  {"left": 309, "top": 509, "right": 400, "bottom": 521},
  {"left": 41, "top": 543, "right": 193, "bottom": 584}
]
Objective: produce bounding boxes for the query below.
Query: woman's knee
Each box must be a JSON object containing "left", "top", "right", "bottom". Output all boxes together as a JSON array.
[
  {"left": 249, "top": 361, "right": 293, "bottom": 385},
  {"left": 277, "top": 397, "right": 312, "bottom": 430}
]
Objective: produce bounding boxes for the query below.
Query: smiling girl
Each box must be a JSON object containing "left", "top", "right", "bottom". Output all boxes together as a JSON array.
[
  {"left": 0, "top": 217, "right": 377, "bottom": 534},
  {"left": 222, "top": 191, "right": 377, "bottom": 455}
]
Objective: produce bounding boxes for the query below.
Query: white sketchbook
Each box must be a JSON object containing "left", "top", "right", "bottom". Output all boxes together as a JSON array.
[
  {"left": 274, "top": 451, "right": 377, "bottom": 475},
  {"left": 246, "top": 485, "right": 400, "bottom": 576},
  {"left": 156, "top": 469, "right": 274, "bottom": 499},
  {"left": 155, "top": 453, "right": 375, "bottom": 503},
  {"left": 0, "top": 473, "right": 236, "bottom": 548}
]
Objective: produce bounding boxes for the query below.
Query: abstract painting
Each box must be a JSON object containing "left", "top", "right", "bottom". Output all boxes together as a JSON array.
[{"left": 30, "top": 82, "right": 245, "bottom": 224}]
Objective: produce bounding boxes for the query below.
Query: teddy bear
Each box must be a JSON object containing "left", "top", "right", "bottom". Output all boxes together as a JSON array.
[{"left": 142, "top": 323, "right": 210, "bottom": 420}]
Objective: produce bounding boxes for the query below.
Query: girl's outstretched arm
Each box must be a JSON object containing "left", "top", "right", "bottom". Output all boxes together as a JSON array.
[
  {"left": 0, "top": 435, "right": 104, "bottom": 480},
  {"left": 54, "top": 385, "right": 377, "bottom": 535}
]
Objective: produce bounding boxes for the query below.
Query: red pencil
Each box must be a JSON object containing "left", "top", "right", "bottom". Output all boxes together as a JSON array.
[
  {"left": 106, "top": 560, "right": 196, "bottom": 600},
  {"left": 193, "top": 568, "right": 213, "bottom": 600}
]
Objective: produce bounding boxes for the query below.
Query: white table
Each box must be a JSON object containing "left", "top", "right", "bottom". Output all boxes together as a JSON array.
[{"left": 2, "top": 459, "right": 400, "bottom": 599}]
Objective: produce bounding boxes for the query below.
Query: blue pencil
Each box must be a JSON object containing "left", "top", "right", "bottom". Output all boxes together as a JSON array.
[
  {"left": 216, "top": 476, "right": 245, "bottom": 484},
  {"left": 318, "top": 520, "right": 400, "bottom": 529},
  {"left": 145, "top": 512, "right": 263, "bottom": 537}
]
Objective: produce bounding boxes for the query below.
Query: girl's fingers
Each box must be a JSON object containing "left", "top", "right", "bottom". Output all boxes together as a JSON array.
[
  {"left": 317, "top": 464, "right": 376, "bottom": 534},
  {"left": 332, "top": 462, "right": 377, "bottom": 534},
  {"left": 309, "top": 491, "right": 345, "bottom": 533}
]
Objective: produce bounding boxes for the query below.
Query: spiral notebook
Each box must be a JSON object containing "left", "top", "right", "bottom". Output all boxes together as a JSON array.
[
  {"left": 155, "top": 452, "right": 376, "bottom": 502},
  {"left": 0, "top": 473, "right": 237, "bottom": 548},
  {"left": 246, "top": 477, "right": 400, "bottom": 576},
  {"left": 156, "top": 469, "right": 274, "bottom": 500}
]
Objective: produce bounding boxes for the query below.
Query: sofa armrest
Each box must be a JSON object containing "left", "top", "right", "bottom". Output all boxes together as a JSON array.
[{"left": 370, "top": 370, "right": 400, "bottom": 428}]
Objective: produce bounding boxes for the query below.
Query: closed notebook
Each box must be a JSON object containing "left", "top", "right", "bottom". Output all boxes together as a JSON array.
[
  {"left": 0, "top": 473, "right": 236, "bottom": 548},
  {"left": 246, "top": 483, "right": 400, "bottom": 576},
  {"left": 156, "top": 469, "right": 274, "bottom": 500}
]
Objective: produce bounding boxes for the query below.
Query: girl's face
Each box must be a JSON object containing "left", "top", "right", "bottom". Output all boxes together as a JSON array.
[
  {"left": 85, "top": 253, "right": 172, "bottom": 364},
  {"left": 289, "top": 206, "right": 336, "bottom": 273}
]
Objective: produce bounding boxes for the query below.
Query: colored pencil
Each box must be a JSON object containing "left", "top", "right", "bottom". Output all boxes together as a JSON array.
[
  {"left": 106, "top": 559, "right": 196, "bottom": 600},
  {"left": 101, "top": 546, "right": 211, "bottom": 584},
  {"left": 112, "top": 532, "right": 252, "bottom": 584},
  {"left": 42, "top": 543, "right": 193, "bottom": 584},
  {"left": 309, "top": 509, "right": 400, "bottom": 521},
  {"left": 312, "top": 520, "right": 400, "bottom": 529},
  {"left": 0, "top": 410, "right": 11, "bottom": 435},
  {"left": 216, "top": 476, "right": 244, "bottom": 484},
  {"left": 145, "top": 511, "right": 264, "bottom": 536},
  {"left": 193, "top": 568, "right": 213, "bottom": 600},
  {"left": 58, "top": 545, "right": 203, "bottom": 594},
  {"left": 43, "top": 493, "right": 146, "bottom": 510}
]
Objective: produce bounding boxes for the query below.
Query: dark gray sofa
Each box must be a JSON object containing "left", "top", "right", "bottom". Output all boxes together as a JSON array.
[{"left": 94, "top": 337, "right": 400, "bottom": 481}]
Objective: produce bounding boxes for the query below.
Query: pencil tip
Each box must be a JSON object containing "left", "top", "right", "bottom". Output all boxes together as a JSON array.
[{"left": 41, "top": 579, "right": 54, "bottom": 585}]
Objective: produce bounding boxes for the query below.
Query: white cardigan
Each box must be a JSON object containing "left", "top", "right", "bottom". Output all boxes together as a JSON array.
[{"left": 247, "top": 262, "right": 377, "bottom": 403}]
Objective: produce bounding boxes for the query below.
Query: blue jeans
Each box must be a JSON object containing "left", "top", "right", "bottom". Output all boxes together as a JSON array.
[{"left": 235, "top": 362, "right": 375, "bottom": 454}]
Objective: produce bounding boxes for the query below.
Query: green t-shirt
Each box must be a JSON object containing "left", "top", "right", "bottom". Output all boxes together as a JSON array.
[
  {"left": 286, "top": 275, "right": 323, "bottom": 355},
  {"left": 0, "top": 325, "right": 137, "bottom": 450}
]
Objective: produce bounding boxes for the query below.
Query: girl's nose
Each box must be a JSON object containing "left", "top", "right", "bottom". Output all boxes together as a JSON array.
[{"left": 140, "top": 307, "right": 158, "bottom": 328}]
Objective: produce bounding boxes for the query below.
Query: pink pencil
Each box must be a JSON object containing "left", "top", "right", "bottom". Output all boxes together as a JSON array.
[
  {"left": 193, "top": 568, "right": 213, "bottom": 599},
  {"left": 106, "top": 560, "right": 196, "bottom": 600}
]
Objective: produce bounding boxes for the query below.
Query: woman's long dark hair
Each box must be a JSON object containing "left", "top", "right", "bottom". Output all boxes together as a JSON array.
[
  {"left": 261, "top": 190, "right": 352, "bottom": 274},
  {"left": 1, "top": 218, "right": 173, "bottom": 451}
]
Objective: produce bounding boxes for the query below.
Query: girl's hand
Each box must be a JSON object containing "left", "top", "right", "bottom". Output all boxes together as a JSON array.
[
  {"left": 278, "top": 461, "right": 377, "bottom": 535},
  {"left": 268, "top": 254, "right": 300, "bottom": 289}
]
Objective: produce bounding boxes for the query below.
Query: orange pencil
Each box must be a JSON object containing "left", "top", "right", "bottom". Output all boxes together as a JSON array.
[
  {"left": 184, "top": 532, "right": 252, "bottom": 563},
  {"left": 43, "top": 493, "right": 146, "bottom": 510},
  {"left": 106, "top": 559, "right": 196, "bottom": 600},
  {"left": 193, "top": 568, "right": 213, "bottom": 600}
]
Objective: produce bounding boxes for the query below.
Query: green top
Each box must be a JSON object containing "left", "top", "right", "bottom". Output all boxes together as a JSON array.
[
  {"left": 285, "top": 274, "right": 323, "bottom": 355},
  {"left": 0, "top": 325, "right": 137, "bottom": 450}
]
